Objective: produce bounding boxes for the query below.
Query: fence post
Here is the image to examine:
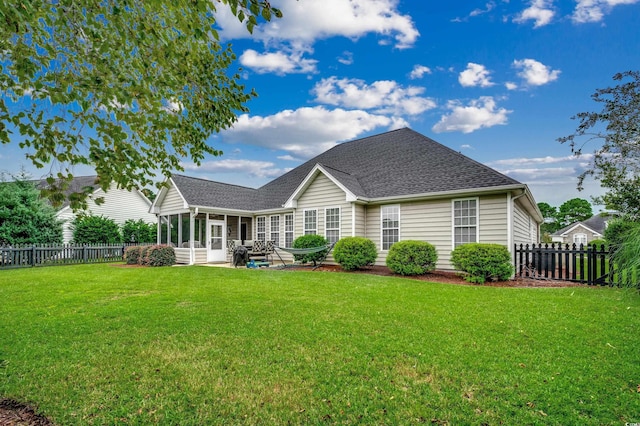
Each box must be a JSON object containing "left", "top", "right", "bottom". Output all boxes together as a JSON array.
[
  {"left": 31, "top": 245, "right": 36, "bottom": 267},
  {"left": 83, "top": 244, "right": 88, "bottom": 262}
]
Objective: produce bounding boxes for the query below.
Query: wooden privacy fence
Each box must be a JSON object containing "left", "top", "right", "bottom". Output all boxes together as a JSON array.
[
  {"left": 0, "top": 243, "right": 135, "bottom": 269},
  {"left": 514, "top": 243, "right": 618, "bottom": 286}
]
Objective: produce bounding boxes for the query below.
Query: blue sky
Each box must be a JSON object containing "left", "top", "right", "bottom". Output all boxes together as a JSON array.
[{"left": 2, "top": 0, "right": 639, "bottom": 209}]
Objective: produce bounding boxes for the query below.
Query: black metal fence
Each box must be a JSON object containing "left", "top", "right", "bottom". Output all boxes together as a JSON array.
[
  {"left": 0, "top": 244, "right": 135, "bottom": 269},
  {"left": 514, "top": 243, "right": 618, "bottom": 286}
]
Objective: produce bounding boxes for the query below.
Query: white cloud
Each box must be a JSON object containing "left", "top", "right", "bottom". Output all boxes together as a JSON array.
[
  {"left": 239, "top": 49, "right": 318, "bottom": 75},
  {"left": 409, "top": 64, "right": 432, "bottom": 79},
  {"left": 513, "top": 59, "right": 560, "bottom": 86},
  {"left": 312, "top": 77, "right": 437, "bottom": 116},
  {"left": 181, "top": 159, "right": 286, "bottom": 179},
  {"left": 470, "top": 2, "right": 496, "bottom": 17},
  {"left": 223, "top": 106, "right": 408, "bottom": 159},
  {"left": 572, "top": 0, "right": 640, "bottom": 23},
  {"left": 489, "top": 154, "right": 594, "bottom": 167},
  {"left": 458, "top": 63, "right": 494, "bottom": 88},
  {"left": 514, "top": 0, "right": 555, "bottom": 27},
  {"left": 505, "top": 82, "right": 518, "bottom": 90},
  {"left": 217, "top": 0, "right": 419, "bottom": 49},
  {"left": 277, "top": 155, "right": 298, "bottom": 161},
  {"left": 337, "top": 51, "right": 354, "bottom": 65},
  {"left": 432, "top": 96, "right": 511, "bottom": 134}
]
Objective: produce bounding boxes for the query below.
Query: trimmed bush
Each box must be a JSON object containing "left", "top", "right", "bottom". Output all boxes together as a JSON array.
[
  {"left": 450, "top": 243, "right": 513, "bottom": 284},
  {"left": 292, "top": 234, "right": 329, "bottom": 266},
  {"left": 124, "top": 246, "right": 143, "bottom": 265},
  {"left": 122, "top": 219, "right": 157, "bottom": 244},
  {"left": 386, "top": 240, "right": 438, "bottom": 276},
  {"left": 143, "top": 245, "right": 176, "bottom": 267},
  {"left": 333, "top": 237, "right": 378, "bottom": 271},
  {"left": 72, "top": 214, "right": 121, "bottom": 244}
]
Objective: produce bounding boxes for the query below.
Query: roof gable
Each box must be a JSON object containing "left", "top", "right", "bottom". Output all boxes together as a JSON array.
[{"left": 284, "top": 164, "right": 360, "bottom": 208}]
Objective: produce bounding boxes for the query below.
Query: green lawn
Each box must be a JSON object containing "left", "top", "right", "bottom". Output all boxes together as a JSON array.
[{"left": 1, "top": 265, "right": 639, "bottom": 425}]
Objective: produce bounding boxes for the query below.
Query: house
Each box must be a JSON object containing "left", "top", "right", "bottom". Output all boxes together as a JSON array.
[
  {"left": 37, "top": 176, "right": 156, "bottom": 244},
  {"left": 150, "top": 128, "right": 542, "bottom": 269},
  {"left": 551, "top": 214, "right": 613, "bottom": 245}
]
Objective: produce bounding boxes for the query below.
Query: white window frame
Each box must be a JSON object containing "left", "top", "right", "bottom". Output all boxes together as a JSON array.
[
  {"left": 284, "top": 213, "right": 294, "bottom": 247},
  {"left": 452, "top": 198, "right": 479, "bottom": 249},
  {"left": 256, "top": 216, "right": 266, "bottom": 242},
  {"left": 304, "top": 209, "right": 317, "bottom": 235},
  {"left": 325, "top": 207, "right": 341, "bottom": 244},
  {"left": 381, "top": 204, "right": 400, "bottom": 251},
  {"left": 573, "top": 233, "right": 587, "bottom": 245},
  {"left": 270, "top": 215, "right": 280, "bottom": 245}
]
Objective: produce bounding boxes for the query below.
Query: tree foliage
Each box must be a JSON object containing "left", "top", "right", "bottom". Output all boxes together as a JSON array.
[
  {"left": 556, "top": 198, "right": 593, "bottom": 228},
  {"left": 0, "top": 0, "right": 281, "bottom": 210},
  {"left": 537, "top": 202, "right": 560, "bottom": 235},
  {"left": 0, "top": 175, "right": 63, "bottom": 245},
  {"left": 122, "top": 219, "right": 156, "bottom": 244},
  {"left": 559, "top": 71, "right": 640, "bottom": 220},
  {"left": 72, "top": 214, "right": 121, "bottom": 244}
]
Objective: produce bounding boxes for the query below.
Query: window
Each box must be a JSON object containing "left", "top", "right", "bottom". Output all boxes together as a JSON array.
[
  {"left": 304, "top": 210, "right": 317, "bottom": 235},
  {"left": 381, "top": 205, "right": 399, "bottom": 250},
  {"left": 574, "top": 233, "right": 587, "bottom": 245},
  {"left": 325, "top": 207, "right": 340, "bottom": 244},
  {"left": 285, "top": 214, "right": 294, "bottom": 247},
  {"left": 270, "top": 215, "right": 280, "bottom": 245},
  {"left": 453, "top": 199, "right": 477, "bottom": 247},
  {"left": 256, "top": 216, "right": 266, "bottom": 242}
]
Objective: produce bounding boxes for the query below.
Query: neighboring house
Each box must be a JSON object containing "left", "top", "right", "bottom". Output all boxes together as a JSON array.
[
  {"left": 150, "top": 128, "right": 542, "bottom": 269},
  {"left": 37, "top": 176, "right": 156, "bottom": 244},
  {"left": 551, "top": 214, "right": 614, "bottom": 245}
]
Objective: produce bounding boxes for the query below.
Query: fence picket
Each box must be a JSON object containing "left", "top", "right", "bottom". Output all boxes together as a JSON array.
[{"left": 514, "top": 243, "right": 618, "bottom": 286}]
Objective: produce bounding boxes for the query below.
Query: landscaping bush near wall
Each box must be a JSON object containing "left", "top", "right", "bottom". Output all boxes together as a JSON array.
[
  {"left": 124, "top": 245, "right": 175, "bottom": 267},
  {"left": 451, "top": 243, "right": 513, "bottom": 284},
  {"left": 333, "top": 237, "right": 377, "bottom": 271},
  {"left": 386, "top": 240, "right": 438, "bottom": 276},
  {"left": 292, "top": 235, "right": 329, "bottom": 266}
]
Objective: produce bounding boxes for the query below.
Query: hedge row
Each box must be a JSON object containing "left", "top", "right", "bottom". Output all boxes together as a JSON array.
[{"left": 124, "top": 245, "right": 176, "bottom": 267}]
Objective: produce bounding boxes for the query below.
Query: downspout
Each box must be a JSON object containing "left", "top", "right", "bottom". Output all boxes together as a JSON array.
[{"left": 509, "top": 191, "right": 527, "bottom": 279}]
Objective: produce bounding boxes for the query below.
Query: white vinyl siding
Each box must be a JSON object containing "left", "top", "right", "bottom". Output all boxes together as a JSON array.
[
  {"left": 381, "top": 205, "right": 400, "bottom": 250},
  {"left": 159, "top": 185, "right": 186, "bottom": 212},
  {"left": 479, "top": 195, "right": 508, "bottom": 246},
  {"left": 60, "top": 184, "right": 154, "bottom": 244},
  {"left": 513, "top": 202, "right": 534, "bottom": 246},
  {"left": 295, "top": 173, "right": 352, "bottom": 239}
]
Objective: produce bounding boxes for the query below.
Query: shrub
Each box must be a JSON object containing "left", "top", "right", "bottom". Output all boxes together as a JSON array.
[
  {"left": 72, "top": 215, "right": 121, "bottom": 244},
  {"left": 604, "top": 219, "right": 640, "bottom": 249},
  {"left": 450, "top": 243, "right": 513, "bottom": 284},
  {"left": 611, "top": 225, "right": 640, "bottom": 289},
  {"left": 124, "top": 246, "right": 143, "bottom": 265},
  {"left": 143, "top": 245, "right": 175, "bottom": 267},
  {"left": 122, "top": 219, "right": 157, "bottom": 244},
  {"left": 588, "top": 239, "right": 608, "bottom": 250},
  {"left": 138, "top": 245, "right": 154, "bottom": 266},
  {"left": 333, "top": 237, "right": 377, "bottom": 271},
  {"left": 386, "top": 240, "right": 438, "bottom": 276},
  {"left": 292, "top": 234, "right": 329, "bottom": 266}
]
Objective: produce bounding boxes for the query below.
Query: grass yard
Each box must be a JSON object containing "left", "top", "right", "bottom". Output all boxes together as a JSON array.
[{"left": 1, "top": 264, "right": 639, "bottom": 425}]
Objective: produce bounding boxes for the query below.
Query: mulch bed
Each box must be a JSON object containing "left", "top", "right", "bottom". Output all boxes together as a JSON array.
[
  {"left": 282, "top": 264, "right": 582, "bottom": 288},
  {"left": 0, "top": 398, "right": 53, "bottom": 426}
]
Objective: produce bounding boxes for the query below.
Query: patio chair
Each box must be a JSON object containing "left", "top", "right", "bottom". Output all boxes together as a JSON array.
[
  {"left": 249, "top": 240, "right": 265, "bottom": 260},
  {"left": 227, "top": 240, "right": 236, "bottom": 263},
  {"left": 264, "top": 240, "right": 275, "bottom": 262}
]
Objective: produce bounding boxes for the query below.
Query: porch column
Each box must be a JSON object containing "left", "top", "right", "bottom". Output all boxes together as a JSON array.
[
  {"left": 157, "top": 215, "right": 162, "bottom": 244},
  {"left": 189, "top": 210, "right": 196, "bottom": 265}
]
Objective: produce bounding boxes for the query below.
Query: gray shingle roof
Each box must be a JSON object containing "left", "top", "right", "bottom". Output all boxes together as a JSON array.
[
  {"left": 35, "top": 175, "right": 100, "bottom": 209},
  {"left": 172, "top": 128, "right": 524, "bottom": 211},
  {"left": 553, "top": 214, "right": 614, "bottom": 236}
]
